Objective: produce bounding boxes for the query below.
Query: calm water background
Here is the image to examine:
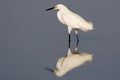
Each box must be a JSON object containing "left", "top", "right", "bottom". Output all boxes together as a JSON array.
[{"left": 0, "top": 0, "right": 120, "bottom": 80}]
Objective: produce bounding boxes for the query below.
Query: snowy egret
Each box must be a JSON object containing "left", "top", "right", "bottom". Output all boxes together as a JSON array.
[
  {"left": 46, "top": 45, "right": 93, "bottom": 77},
  {"left": 46, "top": 4, "right": 94, "bottom": 43}
]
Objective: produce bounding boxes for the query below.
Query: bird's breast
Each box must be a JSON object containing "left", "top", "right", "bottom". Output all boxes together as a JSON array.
[{"left": 57, "top": 11, "right": 66, "bottom": 25}]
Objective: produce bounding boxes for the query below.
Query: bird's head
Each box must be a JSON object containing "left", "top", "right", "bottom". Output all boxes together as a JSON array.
[
  {"left": 46, "top": 4, "right": 68, "bottom": 11},
  {"left": 45, "top": 68, "right": 58, "bottom": 75},
  {"left": 45, "top": 67, "right": 65, "bottom": 77},
  {"left": 45, "top": 67, "right": 56, "bottom": 73}
]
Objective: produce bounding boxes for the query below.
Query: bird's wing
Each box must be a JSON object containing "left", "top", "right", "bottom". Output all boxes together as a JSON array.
[
  {"left": 63, "top": 12, "right": 86, "bottom": 26},
  {"left": 60, "top": 53, "right": 93, "bottom": 72},
  {"left": 61, "top": 55, "right": 82, "bottom": 72},
  {"left": 63, "top": 12, "right": 93, "bottom": 31}
]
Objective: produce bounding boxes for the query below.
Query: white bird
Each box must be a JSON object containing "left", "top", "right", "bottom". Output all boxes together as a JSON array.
[
  {"left": 46, "top": 4, "right": 94, "bottom": 43},
  {"left": 46, "top": 46, "right": 93, "bottom": 77}
]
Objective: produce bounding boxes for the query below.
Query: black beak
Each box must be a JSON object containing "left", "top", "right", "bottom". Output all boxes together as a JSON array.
[
  {"left": 46, "top": 7, "right": 55, "bottom": 11},
  {"left": 45, "top": 68, "right": 54, "bottom": 72}
]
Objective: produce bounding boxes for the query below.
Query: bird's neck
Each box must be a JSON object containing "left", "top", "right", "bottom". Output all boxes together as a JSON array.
[
  {"left": 59, "top": 7, "right": 70, "bottom": 14},
  {"left": 56, "top": 69, "right": 68, "bottom": 77}
]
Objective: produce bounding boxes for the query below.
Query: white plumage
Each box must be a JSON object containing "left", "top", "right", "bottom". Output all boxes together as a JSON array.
[
  {"left": 46, "top": 47, "right": 93, "bottom": 77},
  {"left": 56, "top": 4, "right": 93, "bottom": 32},
  {"left": 46, "top": 4, "right": 94, "bottom": 42}
]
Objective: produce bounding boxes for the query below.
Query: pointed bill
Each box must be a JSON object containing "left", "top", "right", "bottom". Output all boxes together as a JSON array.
[
  {"left": 45, "top": 67, "right": 54, "bottom": 72},
  {"left": 46, "top": 7, "right": 55, "bottom": 11}
]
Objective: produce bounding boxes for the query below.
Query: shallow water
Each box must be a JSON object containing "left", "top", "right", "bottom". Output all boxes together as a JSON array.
[{"left": 0, "top": 0, "right": 120, "bottom": 80}]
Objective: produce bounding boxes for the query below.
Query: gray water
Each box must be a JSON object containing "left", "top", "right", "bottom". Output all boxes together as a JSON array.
[{"left": 0, "top": 0, "right": 120, "bottom": 80}]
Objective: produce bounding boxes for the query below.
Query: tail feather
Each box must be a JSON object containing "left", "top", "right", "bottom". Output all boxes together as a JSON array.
[{"left": 80, "top": 21, "right": 94, "bottom": 32}]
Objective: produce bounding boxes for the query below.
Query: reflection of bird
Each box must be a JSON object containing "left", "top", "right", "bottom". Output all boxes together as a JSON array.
[
  {"left": 46, "top": 4, "right": 94, "bottom": 43},
  {"left": 46, "top": 45, "right": 93, "bottom": 77}
]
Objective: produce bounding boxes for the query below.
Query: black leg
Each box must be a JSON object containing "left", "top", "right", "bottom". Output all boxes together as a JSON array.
[
  {"left": 76, "top": 38, "right": 79, "bottom": 47},
  {"left": 76, "top": 33, "right": 79, "bottom": 43},
  {"left": 68, "top": 42, "right": 70, "bottom": 48},
  {"left": 75, "top": 30, "right": 79, "bottom": 43},
  {"left": 69, "top": 34, "right": 71, "bottom": 42},
  {"left": 68, "top": 34, "right": 71, "bottom": 48}
]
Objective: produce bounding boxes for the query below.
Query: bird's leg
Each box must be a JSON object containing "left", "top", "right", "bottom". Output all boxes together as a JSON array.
[
  {"left": 68, "top": 34, "right": 71, "bottom": 48},
  {"left": 76, "top": 39, "right": 78, "bottom": 48},
  {"left": 76, "top": 34, "right": 79, "bottom": 47},
  {"left": 75, "top": 35, "right": 79, "bottom": 53},
  {"left": 68, "top": 27, "right": 72, "bottom": 48},
  {"left": 75, "top": 29, "right": 79, "bottom": 43}
]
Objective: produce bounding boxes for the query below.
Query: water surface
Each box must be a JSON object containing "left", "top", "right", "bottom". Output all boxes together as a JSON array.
[{"left": 0, "top": 0, "right": 120, "bottom": 80}]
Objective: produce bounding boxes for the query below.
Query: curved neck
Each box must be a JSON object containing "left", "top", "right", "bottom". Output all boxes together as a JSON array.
[
  {"left": 59, "top": 7, "right": 70, "bottom": 14},
  {"left": 56, "top": 69, "right": 68, "bottom": 77}
]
